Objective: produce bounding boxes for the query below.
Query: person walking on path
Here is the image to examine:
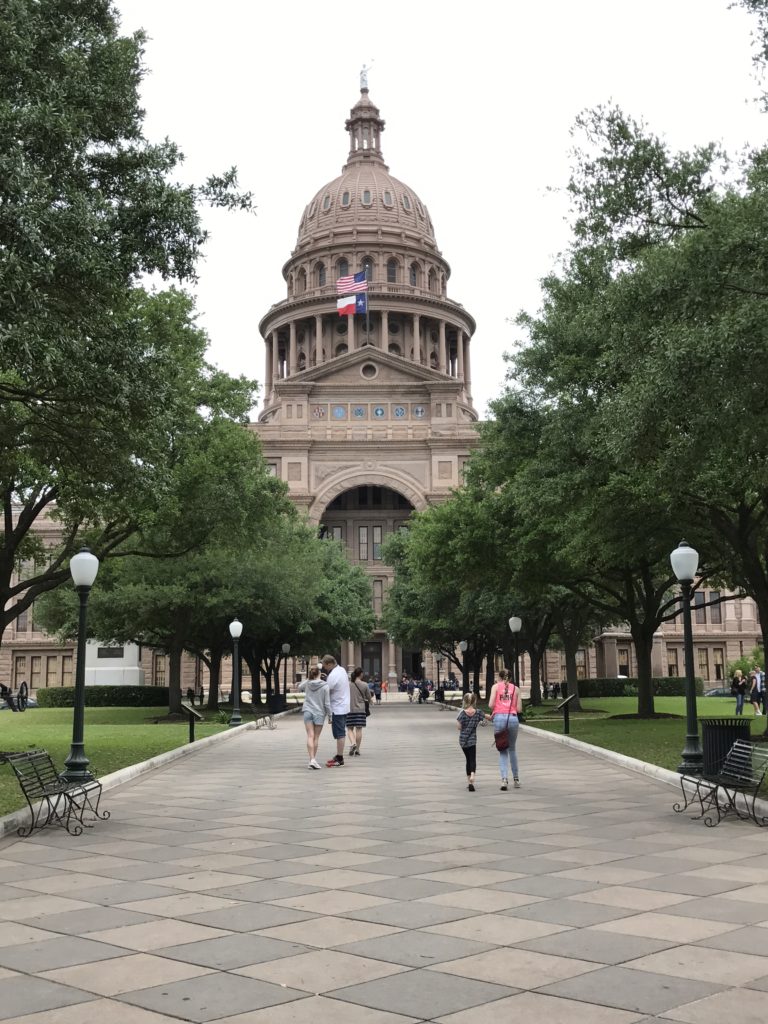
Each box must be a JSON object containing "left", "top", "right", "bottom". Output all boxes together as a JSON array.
[
  {"left": 732, "top": 669, "right": 747, "bottom": 715},
  {"left": 749, "top": 670, "right": 763, "bottom": 717},
  {"left": 373, "top": 677, "right": 382, "bottom": 704},
  {"left": 347, "top": 667, "right": 369, "bottom": 756},
  {"left": 298, "top": 667, "right": 331, "bottom": 769},
  {"left": 488, "top": 668, "right": 522, "bottom": 791},
  {"left": 456, "top": 692, "right": 487, "bottom": 791},
  {"left": 323, "top": 654, "right": 350, "bottom": 766}
]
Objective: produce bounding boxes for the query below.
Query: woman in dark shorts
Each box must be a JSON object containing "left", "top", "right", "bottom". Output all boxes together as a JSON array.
[{"left": 347, "top": 667, "right": 369, "bottom": 756}]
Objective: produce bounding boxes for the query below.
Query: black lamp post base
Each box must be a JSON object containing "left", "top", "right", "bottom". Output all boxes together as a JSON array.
[
  {"left": 677, "top": 745, "right": 704, "bottom": 776},
  {"left": 61, "top": 750, "right": 94, "bottom": 784}
]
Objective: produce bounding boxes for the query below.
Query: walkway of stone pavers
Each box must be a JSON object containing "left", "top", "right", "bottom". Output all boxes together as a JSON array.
[{"left": 1, "top": 704, "right": 768, "bottom": 1024}]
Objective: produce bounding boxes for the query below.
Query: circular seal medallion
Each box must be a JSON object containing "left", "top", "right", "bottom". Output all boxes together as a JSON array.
[
  {"left": 413, "top": 405, "right": 426, "bottom": 418},
  {"left": 353, "top": 406, "right": 366, "bottom": 418},
  {"left": 332, "top": 405, "right": 346, "bottom": 419},
  {"left": 373, "top": 406, "right": 385, "bottom": 418},
  {"left": 394, "top": 405, "right": 406, "bottom": 418}
]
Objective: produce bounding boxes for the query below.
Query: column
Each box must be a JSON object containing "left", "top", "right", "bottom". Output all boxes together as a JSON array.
[
  {"left": 380, "top": 310, "right": 388, "bottom": 352},
  {"left": 314, "top": 315, "right": 324, "bottom": 366},
  {"left": 412, "top": 314, "right": 421, "bottom": 364},
  {"left": 457, "top": 329, "right": 465, "bottom": 380},
  {"left": 439, "top": 321, "right": 447, "bottom": 373},
  {"left": 288, "top": 322, "right": 297, "bottom": 376},
  {"left": 264, "top": 334, "right": 272, "bottom": 394},
  {"left": 463, "top": 334, "right": 471, "bottom": 394},
  {"left": 388, "top": 637, "right": 397, "bottom": 683},
  {"left": 348, "top": 315, "right": 356, "bottom": 352},
  {"left": 271, "top": 331, "right": 279, "bottom": 382}
]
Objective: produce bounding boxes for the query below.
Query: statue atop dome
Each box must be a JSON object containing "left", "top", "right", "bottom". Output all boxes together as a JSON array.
[{"left": 360, "top": 63, "right": 372, "bottom": 90}]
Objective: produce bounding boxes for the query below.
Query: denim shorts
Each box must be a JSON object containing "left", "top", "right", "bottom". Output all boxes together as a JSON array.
[
  {"left": 331, "top": 713, "right": 347, "bottom": 739},
  {"left": 303, "top": 710, "right": 325, "bottom": 726}
]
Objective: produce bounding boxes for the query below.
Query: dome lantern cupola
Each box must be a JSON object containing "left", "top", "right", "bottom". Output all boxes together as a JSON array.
[{"left": 344, "top": 88, "right": 387, "bottom": 169}]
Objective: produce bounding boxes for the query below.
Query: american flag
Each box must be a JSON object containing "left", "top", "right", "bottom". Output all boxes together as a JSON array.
[{"left": 336, "top": 270, "right": 368, "bottom": 294}]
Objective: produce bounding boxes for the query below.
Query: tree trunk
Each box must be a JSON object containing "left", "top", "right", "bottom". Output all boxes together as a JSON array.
[
  {"left": 631, "top": 622, "right": 656, "bottom": 718},
  {"left": 485, "top": 642, "right": 495, "bottom": 702},
  {"left": 168, "top": 641, "right": 183, "bottom": 715},
  {"left": 562, "top": 636, "right": 583, "bottom": 712},
  {"left": 527, "top": 645, "right": 542, "bottom": 705},
  {"left": 206, "top": 650, "right": 222, "bottom": 710},
  {"left": 472, "top": 648, "right": 481, "bottom": 696}
]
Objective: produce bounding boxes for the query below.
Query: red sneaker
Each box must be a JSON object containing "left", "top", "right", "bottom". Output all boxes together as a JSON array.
[{"left": 326, "top": 756, "right": 344, "bottom": 767}]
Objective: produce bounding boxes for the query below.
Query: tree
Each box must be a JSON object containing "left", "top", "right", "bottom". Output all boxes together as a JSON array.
[{"left": 1, "top": 0, "right": 252, "bottom": 645}]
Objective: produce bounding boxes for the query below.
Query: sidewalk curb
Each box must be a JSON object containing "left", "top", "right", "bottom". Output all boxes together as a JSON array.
[
  {"left": 0, "top": 707, "right": 300, "bottom": 841},
  {"left": 522, "top": 723, "right": 768, "bottom": 820},
  {"left": 521, "top": 723, "right": 682, "bottom": 788}
]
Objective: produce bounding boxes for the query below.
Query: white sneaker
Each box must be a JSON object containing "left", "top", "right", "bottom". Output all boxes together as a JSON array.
[
  {"left": 513, "top": 778, "right": 521, "bottom": 789},
  {"left": 309, "top": 759, "right": 321, "bottom": 770}
]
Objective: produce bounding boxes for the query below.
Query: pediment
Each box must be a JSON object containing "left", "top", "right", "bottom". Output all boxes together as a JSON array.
[{"left": 288, "top": 347, "right": 448, "bottom": 388}]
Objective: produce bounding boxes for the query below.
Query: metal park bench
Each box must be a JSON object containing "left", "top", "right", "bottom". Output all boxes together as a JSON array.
[
  {"left": 674, "top": 739, "right": 768, "bottom": 827},
  {"left": 3, "top": 750, "right": 109, "bottom": 837}
]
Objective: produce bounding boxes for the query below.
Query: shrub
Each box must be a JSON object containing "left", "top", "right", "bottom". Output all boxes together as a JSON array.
[
  {"left": 36, "top": 686, "right": 169, "bottom": 708},
  {"left": 575, "top": 677, "right": 703, "bottom": 698}
]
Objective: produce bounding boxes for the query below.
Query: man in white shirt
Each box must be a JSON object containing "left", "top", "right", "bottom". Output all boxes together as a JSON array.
[{"left": 322, "top": 654, "right": 350, "bottom": 767}]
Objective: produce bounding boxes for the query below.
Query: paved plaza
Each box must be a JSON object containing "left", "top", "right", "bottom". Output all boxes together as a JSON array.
[{"left": 1, "top": 704, "right": 768, "bottom": 1023}]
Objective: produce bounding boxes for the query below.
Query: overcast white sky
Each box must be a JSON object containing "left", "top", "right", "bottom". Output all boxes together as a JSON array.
[{"left": 116, "top": 0, "right": 766, "bottom": 418}]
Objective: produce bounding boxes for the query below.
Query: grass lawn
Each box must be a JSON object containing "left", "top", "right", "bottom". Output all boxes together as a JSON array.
[
  {"left": 524, "top": 696, "right": 762, "bottom": 773},
  {"left": 0, "top": 707, "right": 227, "bottom": 817}
]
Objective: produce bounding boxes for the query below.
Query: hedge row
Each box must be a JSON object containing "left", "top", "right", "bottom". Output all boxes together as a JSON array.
[
  {"left": 571, "top": 677, "right": 704, "bottom": 698},
  {"left": 36, "top": 686, "right": 170, "bottom": 707}
]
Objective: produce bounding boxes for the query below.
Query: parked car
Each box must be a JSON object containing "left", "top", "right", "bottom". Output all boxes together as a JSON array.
[{"left": 703, "top": 687, "right": 732, "bottom": 697}]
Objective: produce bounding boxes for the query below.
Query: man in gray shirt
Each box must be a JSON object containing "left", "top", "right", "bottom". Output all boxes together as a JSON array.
[{"left": 323, "top": 654, "right": 350, "bottom": 767}]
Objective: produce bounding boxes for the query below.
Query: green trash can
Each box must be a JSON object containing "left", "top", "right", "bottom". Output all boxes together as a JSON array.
[{"left": 700, "top": 718, "right": 751, "bottom": 775}]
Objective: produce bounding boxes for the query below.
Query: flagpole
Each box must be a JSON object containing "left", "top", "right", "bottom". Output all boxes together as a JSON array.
[{"left": 364, "top": 262, "right": 370, "bottom": 343}]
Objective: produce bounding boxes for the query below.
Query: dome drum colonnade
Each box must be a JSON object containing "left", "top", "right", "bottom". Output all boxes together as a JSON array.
[{"left": 253, "top": 83, "right": 479, "bottom": 682}]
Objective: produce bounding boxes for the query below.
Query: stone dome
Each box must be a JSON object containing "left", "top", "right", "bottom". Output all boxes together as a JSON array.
[{"left": 294, "top": 89, "right": 437, "bottom": 252}]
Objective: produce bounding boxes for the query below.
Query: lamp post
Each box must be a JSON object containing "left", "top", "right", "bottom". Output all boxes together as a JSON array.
[
  {"left": 229, "top": 618, "right": 243, "bottom": 727},
  {"left": 436, "top": 655, "right": 442, "bottom": 691},
  {"left": 508, "top": 616, "right": 522, "bottom": 688},
  {"left": 282, "top": 643, "right": 291, "bottom": 705},
  {"left": 459, "top": 640, "right": 469, "bottom": 694},
  {"left": 671, "top": 540, "right": 703, "bottom": 774},
  {"left": 62, "top": 548, "right": 99, "bottom": 782}
]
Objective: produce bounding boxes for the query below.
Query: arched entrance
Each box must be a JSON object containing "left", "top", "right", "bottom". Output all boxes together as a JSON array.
[{"left": 319, "top": 484, "right": 416, "bottom": 682}]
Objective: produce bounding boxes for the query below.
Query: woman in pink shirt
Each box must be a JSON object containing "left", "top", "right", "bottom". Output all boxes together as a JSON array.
[{"left": 488, "top": 669, "right": 521, "bottom": 791}]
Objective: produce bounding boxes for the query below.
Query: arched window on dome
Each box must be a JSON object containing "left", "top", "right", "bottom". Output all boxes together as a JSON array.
[
  {"left": 402, "top": 194, "right": 412, "bottom": 212},
  {"left": 315, "top": 262, "right": 326, "bottom": 287},
  {"left": 363, "top": 257, "right": 374, "bottom": 282},
  {"left": 383, "top": 190, "right": 394, "bottom": 207},
  {"left": 337, "top": 258, "right": 349, "bottom": 278},
  {"left": 389, "top": 343, "right": 401, "bottom": 356},
  {"left": 387, "top": 258, "right": 398, "bottom": 284},
  {"left": 297, "top": 268, "right": 307, "bottom": 295},
  {"left": 428, "top": 268, "right": 437, "bottom": 293},
  {"left": 335, "top": 342, "right": 348, "bottom": 357},
  {"left": 409, "top": 263, "right": 419, "bottom": 288},
  {"left": 298, "top": 351, "right": 307, "bottom": 371},
  {"left": 441, "top": 273, "right": 446, "bottom": 296},
  {"left": 361, "top": 189, "right": 372, "bottom": 206},
  {"left": 322, "top": 194, "right": 331, "bottom": 211},
  {"left": 341, "top": 191, "right": 351, "bottom": 208},
  {"left": 288, "top": 272, "right": 294, "bottom": 296}
]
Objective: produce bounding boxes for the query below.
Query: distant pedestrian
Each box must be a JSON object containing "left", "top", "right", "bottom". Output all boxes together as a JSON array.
[
  {"left": 297, "top": 667, "right": 331, "bottom": 769},
  {"left": 456, "top": 692, "right": 487, "bottom": 791},
  {"left": 346, "top": 667, "right": 369, "bottom": 756},
  {"left": 373, "top": 677, "right": 382, "bottom": 704},
  {"left": 407, "top": 678, "right": 415, "bottom": 702},
  {"left": 322, "top": 655, "right": 350, "bottom": 766},
  {"left": 750, "top": 669, "right": 763, "bottom": 717},
  {"left": 731, "top": 669, "right": 747, "bottom": 715},
  {"left": 382, "top": 678, "right": 388, "bottom": 700},
  {"left": 487, "top": 668, "right": 522, "bottom": 791}
]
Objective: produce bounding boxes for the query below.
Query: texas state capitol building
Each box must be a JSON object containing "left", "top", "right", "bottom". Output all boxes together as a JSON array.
[
  {"left": 4, "top": 84, "right": 762, "bottom": 694},
  {"left": 252, "top": 83, "right": 478, "bottom": 684}
]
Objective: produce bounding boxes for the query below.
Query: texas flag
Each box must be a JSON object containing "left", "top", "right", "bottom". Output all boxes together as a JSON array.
[{"left": 337, "top": 293, "right": 367, "bottom": 316}]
